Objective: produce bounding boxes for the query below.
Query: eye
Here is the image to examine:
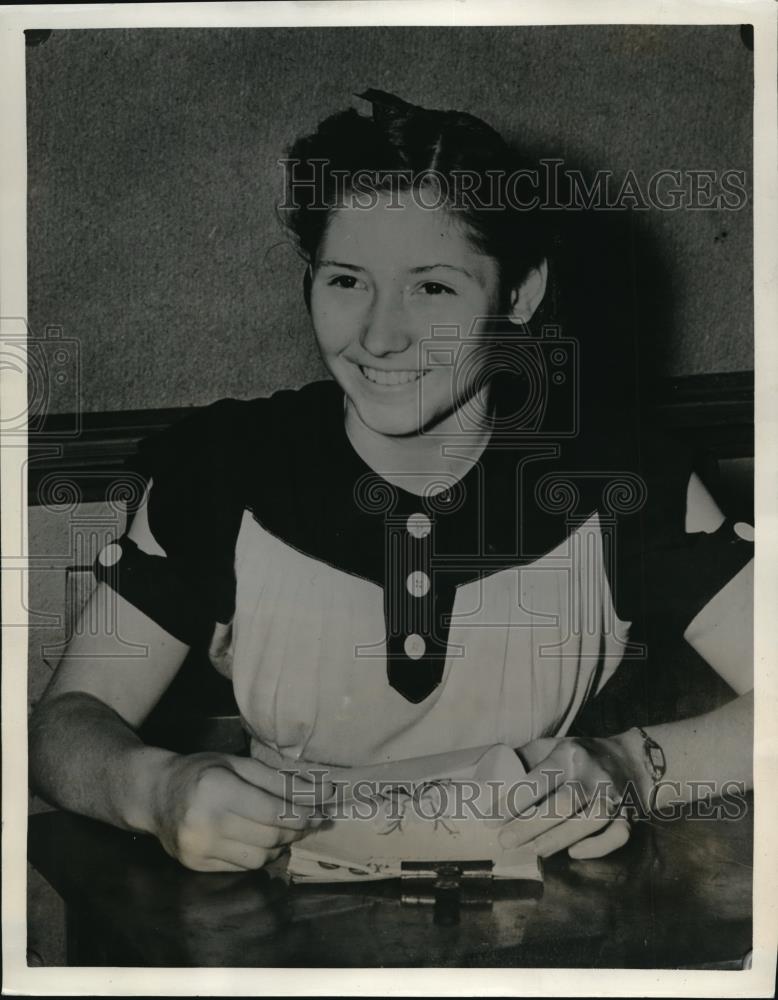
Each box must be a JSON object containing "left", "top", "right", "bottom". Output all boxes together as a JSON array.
[
  {"left": 327, "top": 274, "right": 364, "bottom": 290},
  {"left": 419, "top": 281, "right": 455, "bottom": 296}
]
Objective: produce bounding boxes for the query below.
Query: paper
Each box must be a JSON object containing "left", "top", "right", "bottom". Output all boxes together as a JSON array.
[{"left": 288, "top": 743, "right": 542, "bottom": 883}]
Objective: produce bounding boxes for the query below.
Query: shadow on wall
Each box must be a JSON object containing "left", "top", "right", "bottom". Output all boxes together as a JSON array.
[{"left": 25, "top": 25, "right": 753, "bottom": 415}]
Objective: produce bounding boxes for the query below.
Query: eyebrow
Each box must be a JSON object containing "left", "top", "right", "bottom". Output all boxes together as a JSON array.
[
  {"left": 317, "top": 260, "right": 476, "bottom": 281},
  {"left": 317, "top": 260, "right": 365, "bottom": 272},
  {"left": 409, "top": 263, "right": 476, "bottom": 281}
]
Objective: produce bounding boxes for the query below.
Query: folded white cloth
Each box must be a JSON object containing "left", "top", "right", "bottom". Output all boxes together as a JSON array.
[{"left": 287, "top": 744, "right": 542, "bottom": 883}]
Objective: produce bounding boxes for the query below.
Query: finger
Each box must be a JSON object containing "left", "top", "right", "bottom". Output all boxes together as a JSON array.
[
  {"left": 516, "top": 738, "right": 559, "bottom": 771},
  {"left": 197, "top": 859, "right": 246, "bottom": 873},
  {"left": 217, "top": 771, "right": 328, "bottom": 831},
  {"left": 209, "top": 841, "right": 285, "bottom": 872},
  {"left": 221, "top": 814, "right": 310, "bottom": 849},
  {"left": 228, "top": 756, "right": 335, "bottom": 806},
  {"left": 178, "top": 854, "right": 251, "bottom": 874},
  {"left": 501, "top": 748, "right": 571, "bottom": 818},
  {"left": 527, "top": 813, "right": 613, "bottom": 858},
  {"left": 499, "top": 781, "right": 582, "bottom": 849},
  {"left": 567, "top": 816, "right": 631, "bottom": 859}
]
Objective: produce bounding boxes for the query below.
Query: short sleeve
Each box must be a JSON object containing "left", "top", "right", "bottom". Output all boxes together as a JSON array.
[
  {"left": 619, "top": 431, "right": 753, "bottom": 647},
  {"left": 93, "top": 399, "right": 247, "bottom": 646},
  {"left": 572, "top": 429, "right": 753, "bottom": 734}
]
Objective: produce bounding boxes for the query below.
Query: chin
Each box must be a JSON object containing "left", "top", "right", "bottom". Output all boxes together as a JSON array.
[{"left": 351, "top": 398, "right": 428, "bottom": 438}]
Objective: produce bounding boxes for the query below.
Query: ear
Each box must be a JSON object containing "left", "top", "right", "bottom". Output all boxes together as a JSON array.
[{"left": 507, "top": 259, "right": 548, "bottom": 326}]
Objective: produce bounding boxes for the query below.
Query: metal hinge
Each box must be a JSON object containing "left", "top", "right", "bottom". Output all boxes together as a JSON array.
[
  {"left": 400, "top": 859, "right": 494, "bottom": 887},
  {"left": 400, "top": 860, "right": 494, "bottom": 916}
]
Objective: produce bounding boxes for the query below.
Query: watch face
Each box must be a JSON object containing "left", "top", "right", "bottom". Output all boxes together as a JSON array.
[{"left": 648, "top": 746, "right": 665, "bottom": 773}]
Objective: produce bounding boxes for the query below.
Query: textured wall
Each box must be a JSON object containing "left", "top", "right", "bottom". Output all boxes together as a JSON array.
[{"left": 26, "top": 26, "right": 753, "bottom": 414}]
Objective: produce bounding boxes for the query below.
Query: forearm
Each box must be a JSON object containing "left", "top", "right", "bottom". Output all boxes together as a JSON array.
[
  {"left": 29, "top": 691, "right": 176, "bottom": 834},
  {"left": 613, "top": 690, "right": 753, "bottom": 812}
]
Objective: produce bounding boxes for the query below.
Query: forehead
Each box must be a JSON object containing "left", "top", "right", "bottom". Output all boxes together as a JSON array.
[{"left": 317, "top": 194, "right": 491, "bottom": 272}]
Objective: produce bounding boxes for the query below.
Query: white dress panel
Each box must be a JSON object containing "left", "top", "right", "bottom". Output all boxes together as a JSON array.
[{"left": 217, "top": 509, "right": 629, "bottom": 768}]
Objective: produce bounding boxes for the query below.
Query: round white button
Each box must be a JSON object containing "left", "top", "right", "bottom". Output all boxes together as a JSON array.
[
  {"left": 406, "top": 512, "right": 431, "bottom": 539},
  {"left": 734, "top": 521, "right": 754, "bottom": 542},
  {"left": 404, "top": 633, "right": 426, "bottom": 659},
  {"left": 406, "top": 570, "right": 430, "bottom": 598},
  {"left": 98, "top": 541, "right": 123, "bottom": 567}
]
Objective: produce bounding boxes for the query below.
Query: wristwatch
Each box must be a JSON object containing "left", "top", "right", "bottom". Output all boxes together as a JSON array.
[{"left": 633, "top": 725, "right": 667, "bottom": 811}]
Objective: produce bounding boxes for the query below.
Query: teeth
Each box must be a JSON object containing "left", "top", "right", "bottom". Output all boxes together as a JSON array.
[{"left": 360, "top": 366, "right": 428, "bottom": 386}]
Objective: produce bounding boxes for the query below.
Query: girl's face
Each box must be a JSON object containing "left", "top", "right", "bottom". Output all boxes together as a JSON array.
[{"left": 309, "top": 192, "right": 506, "bottom": 439}]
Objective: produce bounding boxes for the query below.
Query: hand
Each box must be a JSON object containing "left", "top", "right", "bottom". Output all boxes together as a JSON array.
[
  {"left": 150, "top": 752, "right": 332, "bottom": 872},
  {"left": 499, "top": 734, "right": 646, "bottom": 860}
]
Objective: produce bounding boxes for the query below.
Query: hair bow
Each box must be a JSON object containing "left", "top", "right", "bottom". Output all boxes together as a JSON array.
[{"left": 356, "top": 89, "right": 416, "bottom": 126}]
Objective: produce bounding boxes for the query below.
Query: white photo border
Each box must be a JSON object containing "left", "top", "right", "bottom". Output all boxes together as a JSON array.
[{"left": 2, "top": 1, "right": 776, "bottom": 996}]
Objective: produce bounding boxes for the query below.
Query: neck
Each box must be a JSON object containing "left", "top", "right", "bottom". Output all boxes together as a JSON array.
[{"left": 344, "top": 389, "right": 495, "bottom": 496}]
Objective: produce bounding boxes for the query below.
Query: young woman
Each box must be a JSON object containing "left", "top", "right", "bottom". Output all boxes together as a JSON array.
[{"left": 29, "top": 91, "right": 754, "bottom": 873}]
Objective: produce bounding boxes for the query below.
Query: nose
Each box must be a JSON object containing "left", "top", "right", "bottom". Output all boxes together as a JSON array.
[{"left": 360, "top": 289, "right": 413, "bottom": 358}]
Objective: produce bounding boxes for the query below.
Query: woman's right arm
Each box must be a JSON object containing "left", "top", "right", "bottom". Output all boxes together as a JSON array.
[
  {"left": 28, "top": 582, "right": 190, "bottom": 834},
  {"left": 29, "top": 507, "right": 329, "bottom": 871}
]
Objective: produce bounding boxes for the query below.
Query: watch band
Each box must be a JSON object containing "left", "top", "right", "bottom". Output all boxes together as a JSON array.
[{"left": 634, "top": 726, "right": 667, "bottom": 811}]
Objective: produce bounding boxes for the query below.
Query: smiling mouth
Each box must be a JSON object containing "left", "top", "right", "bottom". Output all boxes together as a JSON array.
[{"left": 359, "top": 365, "right": 431, "bottom": 386}]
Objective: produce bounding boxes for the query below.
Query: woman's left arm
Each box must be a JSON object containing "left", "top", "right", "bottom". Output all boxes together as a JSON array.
[
  {"left": 500, "top": 690, "right": 752, "bottom": 859},
  {"left": 618, "top": 688, "right": 753, "bottom": 810},
  {"left": 501, "top": 473, "right": 754, "bottom": 859}
]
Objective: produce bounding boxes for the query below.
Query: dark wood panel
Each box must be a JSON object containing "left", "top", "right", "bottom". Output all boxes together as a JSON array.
[
  {"left": 652, "top": 371, "right": 754, "bottom": 458},
  {"left": 28, "top": 406, "right": 194, "bottom": 507},
  {"left": 26, "top": 373, "right": 754, "bottom": 505}
]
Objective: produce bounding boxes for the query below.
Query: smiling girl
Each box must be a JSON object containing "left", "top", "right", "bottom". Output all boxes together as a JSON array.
[{"left": 29, "top": 91, "right": 754, "bottom": 872}]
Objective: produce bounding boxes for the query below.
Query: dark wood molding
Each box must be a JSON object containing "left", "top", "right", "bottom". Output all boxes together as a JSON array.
[
  {"left": 652, "top": 370, "right": 754, "bottom": 459},
  {"left": 27, "top": 372, "right": 754, "bottom": 506},
  {"left": 655, "top": 370, "right": 753, "bottom": 418},
  {"left": 28, "top": 407, "right": 195, "bottom": 507}
]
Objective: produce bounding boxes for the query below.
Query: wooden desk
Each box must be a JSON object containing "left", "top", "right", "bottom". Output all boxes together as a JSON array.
[{"left": 28, "top": 805, "right": 753, "bottom": 968}]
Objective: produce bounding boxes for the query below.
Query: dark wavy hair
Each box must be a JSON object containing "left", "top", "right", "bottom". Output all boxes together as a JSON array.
[
  {"left": 281, "top": 90, "right": 550, "bottom": 311},
  {"left": 281, "top": 90, "right": 651, "bottom": 426}
]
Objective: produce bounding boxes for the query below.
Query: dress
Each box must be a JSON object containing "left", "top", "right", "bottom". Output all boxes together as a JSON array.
[{"left": 94, "top": 380, "right": 753, "bottom": 768}]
